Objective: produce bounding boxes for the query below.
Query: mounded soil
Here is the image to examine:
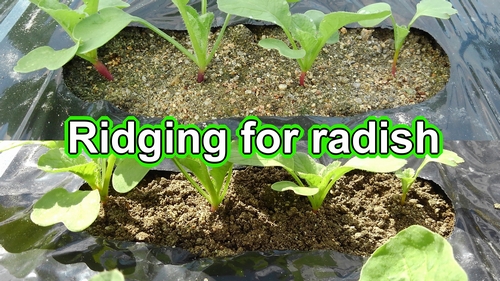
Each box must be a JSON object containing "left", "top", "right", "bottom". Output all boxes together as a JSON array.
[
  {"left": 64, "top": 25, "right": 450, "bottom": 123},
  {"left": 71, "top": 23, "right": 454, "bottom": 259},
  {"left": 88, "top": 167, "right": 454, "bottom": 258}
]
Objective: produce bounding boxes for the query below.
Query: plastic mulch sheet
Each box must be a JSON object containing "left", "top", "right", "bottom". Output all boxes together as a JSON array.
[
  {"left": 1, "top": 140, "right": 500, "bottom": 280},
  {"left": 1, "top": 0, "right": 500, "bottom": 280}
]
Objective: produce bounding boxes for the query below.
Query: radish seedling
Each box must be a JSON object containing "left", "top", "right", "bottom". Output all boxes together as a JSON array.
[
  {"left": 218, "top": 0, "right": 390, "bottom": 86},
  {"left": 230, "top": 149, "right": 407, "bottom": 212},
  {"left": 396, "top": 149, "right": 464, "bottom": 204},
  {"left": 169, "top": 0, "right": 231, "bottom": 82},
  {"left": 173, "top": 156, "right": 233, "bottom": 212},
  {"left": 73, "top": 0, "right": 230, "bottom": 83},
  {"left": 358, "top": 0, "right": 457, "bottom": 76},
  {"left": 0, "top": 141, "right": 151, "bottom": 232},
  {"left": 14, "top": 0, "right": 131, "bottom": 80},
  {"left": 15, "top": 0, "right": 231, "bottom": 83}
]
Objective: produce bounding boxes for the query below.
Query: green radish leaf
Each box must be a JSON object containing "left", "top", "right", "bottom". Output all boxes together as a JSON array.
[
  {"left": 413, "top": 0, "right": 458, "bottom": 22},
  {"left": 344, "top": 156, "right": 407, "bottom": 173},
  {"left": 31, "top": 0, "right": 68, "bottom": 10},
  {"left": 298, "top": 173, "right": 324, "bottom": 188},
  {"left": 303, "top": 10, "right": 325, "bottom": 28},
  {"left": 301, "top": 10, "right": 338, "bottom": 44},
  {"left": 98, "top": 0, "right": 130, "bottom": 10},
  {"left": 393, "top": 24, "right": 410, "bottom": 54},
  {"left": 73, "top": 7, "right": 135, "bottom": 54},
  {"left": 14, "top": 44, "right": 80, "bottom": 72},
  {"left": 218, "top": 0, "right": 293, "bottom": 30},
  {"left": 30, "top": 0, "right": 84, "bottom": 34},
  {"left": 184, "top": 6, "right": 214, "bottom": 54},
  {"left": 291, "top": 13, "right": 321, "bottom": 52},
  {"left": 360, "top": 225, "right": 468, "bottom": 281},
  {"left": 357, "top": 3, "right": 392, "bottom": 27},
  {"left": 112, "top": 158, "right": 150, "bottom": 193},
  {"left": 31, "top": 188, "right": 100, "bottom": 232},
  {"left": 209, "top": 162, "right": 233, "bottom": 192},
  {"left": 320, "top": 10, "right": 392, "bottom": 41},
  {"left": 37, "top": 148, "right": 100, "bottom": 191},
  {"left": 313, "top": 161, "right": 349, "bottom": 188},
  {"left": 388, "top": 0, "right": 457, "bottom": 76},
  {"left": 258, "top": 38, "right": 306, "bottom": 59},
  {"left": 292, "top": 152, "right": 324, "bottom": 174},
  {"left": 43, "top": 9, "right": 85, "bottom": 35},
  {"left": 395, "top": 168, "right": 416, "bottom": 195},
  {"left": 175, "top": 157, "right": 212, "bottom": 188},
  {"left": 37, "top": 148, "right": 92, "bottom": 170},
  {"left": 325, "top": 32, "right": 339, "bottom": 44},
  {"left": 426, "top": 149, "right": 464, "bottom": 167},
  {"left": 272, "top": 181, "right": 319, "bottom": 196},
  {"left": 175, "top": 157, "right": 203, "bottom": 175},
  {"left": 83, "top": 0, "right": 98, "bottom": 15},
  {"left": 395, "top": 167, "right": 415, "bottom": 179},
  {"left": 320, "top": 161, "right": 342, "bottom": 177},
  {"left": 318, "top": 165, "right": 354, "bottom": 188},
  {"left": 90, "top": 269, "right": 125, "bottom": 281},
  {"left": 398, "top": 149, "right": 463, "bottom": 204},
  {"left": 174, "top": 156, "right": 232, "bottom": 211}
]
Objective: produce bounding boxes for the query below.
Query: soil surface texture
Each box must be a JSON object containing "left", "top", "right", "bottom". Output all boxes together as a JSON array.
[
  {"left": 88, "top": 167, "right": 455, "bottom": 258},
  {"left": 64, "top": 25, "right": 450, "bottom": 123}
]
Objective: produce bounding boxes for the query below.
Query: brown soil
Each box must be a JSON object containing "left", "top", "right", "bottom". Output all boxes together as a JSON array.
[
  {"left": 88, "top": 167, "right": 455, "bottom": 258},
  {"left": 63, "top": 25, "right": 450, "bottom": 123}
]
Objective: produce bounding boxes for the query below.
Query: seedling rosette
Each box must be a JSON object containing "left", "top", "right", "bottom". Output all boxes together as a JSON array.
[
  {"left": 358, "top": 0, "right": 457, "bottom": 76},
  {"left": 15, "top": 0, "right": 231, "bottom": 83},
  {"left": 396, "top": 149, "right": 464, "bottom": 204},
  {"left": 231, "top": 149, "right": 407, "bottom": 212},
  {"left": 170, "top": 0, "right": 231, "bottom": 82},
  {"left": 172, "top": 156, "right": 233, "bottom": 212},
  {"left": 0, "top": 141, "right": 151, "bottom": 232},
  {"left": 218, "top": 0, "right": 391, "bottom": 86},
  {"left": 14, "top": 0, "right": 133, "bottom": 80},
  {"left": 78, "top": 0, "right": 232, "bottom": 83}
]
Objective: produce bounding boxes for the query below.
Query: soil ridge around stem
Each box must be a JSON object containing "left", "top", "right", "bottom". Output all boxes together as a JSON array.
[{"left": 88, "top": 167, "right": 455, "bottom": 258}]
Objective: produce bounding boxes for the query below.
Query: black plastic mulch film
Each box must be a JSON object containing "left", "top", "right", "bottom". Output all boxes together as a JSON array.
[{"left": 0, "top": 0, "right": 499, "bottom": 280}]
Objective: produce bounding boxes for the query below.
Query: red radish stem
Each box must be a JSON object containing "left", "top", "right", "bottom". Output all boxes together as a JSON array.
[
  {"left": 197, "top": 70, "right": 205, "bottom": 83},
  {"left": 93, "top": 60, "right": 113, "bottom": 81},
  {"left": 299, "top": 71, "right": 306, "bottom": 86},
  {"left": 391, "top": 62, "right": 397, "bottom": 77},
  {"left": 391, "top": 50, "right": 400, "bottom": 77}
]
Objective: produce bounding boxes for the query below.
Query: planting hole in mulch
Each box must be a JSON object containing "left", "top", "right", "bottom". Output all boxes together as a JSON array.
[
  {"left": 63, "top": 25, "right": 450, "bottom": 123},
  {"left": 87, "top": 167, "right": 455, "bottom": 258}
]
